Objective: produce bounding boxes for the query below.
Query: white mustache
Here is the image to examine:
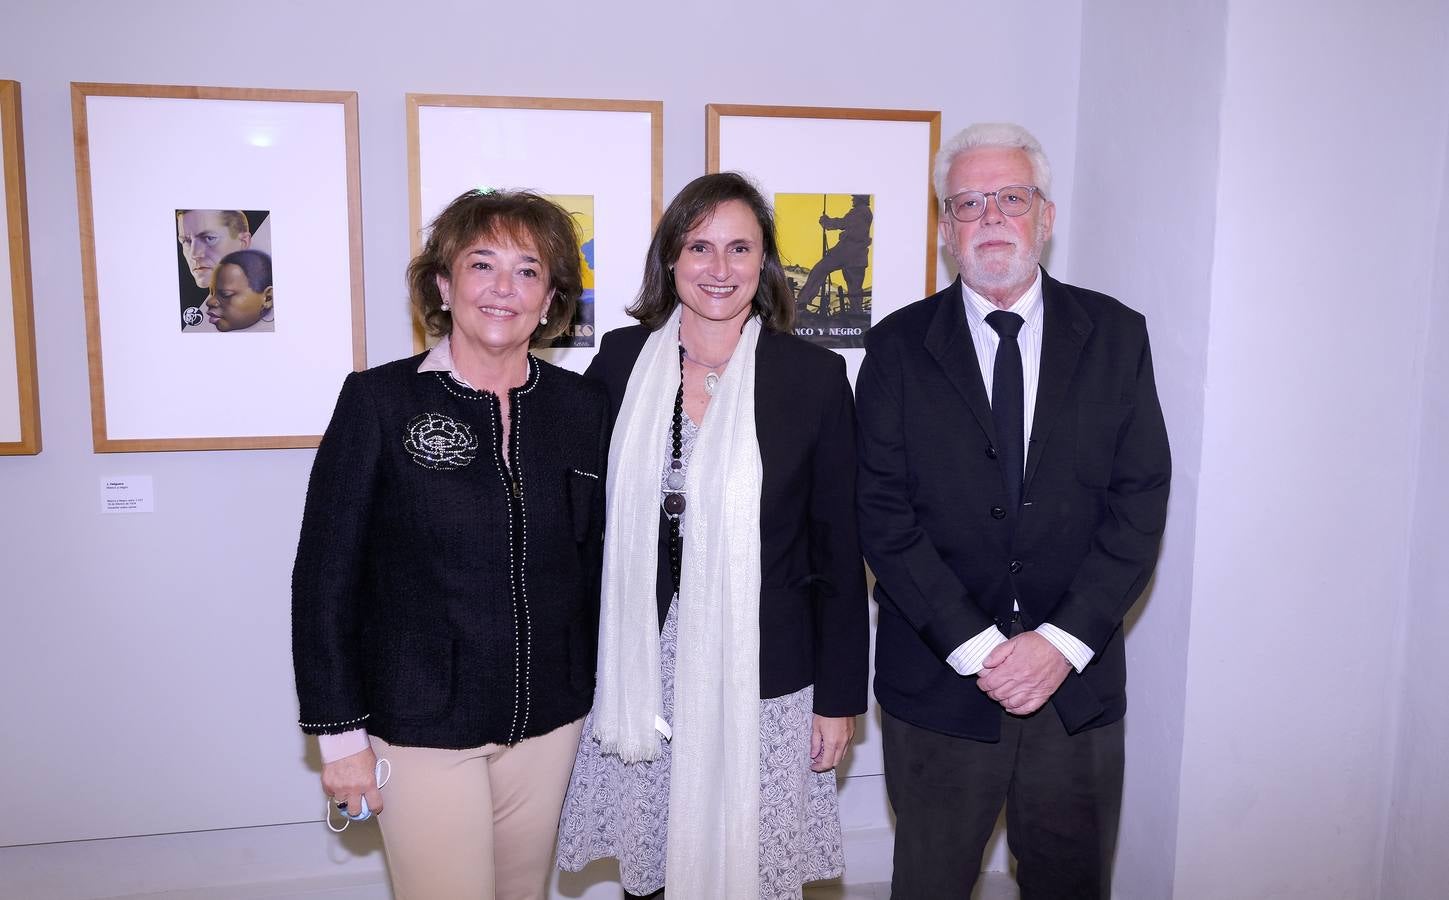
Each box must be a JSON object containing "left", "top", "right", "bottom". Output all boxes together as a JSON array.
[{"left": 971, "top": 232, "right": 1017, "bottom": 252}]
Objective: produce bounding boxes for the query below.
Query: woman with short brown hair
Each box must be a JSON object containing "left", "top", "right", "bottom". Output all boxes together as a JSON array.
[{"left": 294, "top": 188, "right": 607, "bottom": 900}]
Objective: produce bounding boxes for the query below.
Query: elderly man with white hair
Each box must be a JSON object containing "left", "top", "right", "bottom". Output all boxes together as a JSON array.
[{"left": 856, "top": 123, "right": 1171, "bottom": 898}]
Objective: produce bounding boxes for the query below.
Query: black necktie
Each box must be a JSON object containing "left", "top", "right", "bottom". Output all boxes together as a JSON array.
[{"left": 986, "top": 310, "right": 1025, "bottom": 510}]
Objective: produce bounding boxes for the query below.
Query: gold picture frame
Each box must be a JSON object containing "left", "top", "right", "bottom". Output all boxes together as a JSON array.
[
  {"left": 406, "top": 94, "right": 663, "bottom": 364},
  {"left": 73, "top": 83, "right": 366, "bottom": 451},
  {"left": 706, "top": 103, "right": 942, "bottom": 345},
  {"left": 0, "top": 80, "right": 40, "bottom": 455}
]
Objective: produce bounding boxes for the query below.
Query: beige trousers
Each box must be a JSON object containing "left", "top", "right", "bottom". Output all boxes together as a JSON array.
[{"left": 370, "top": 718, "right": 584, "bottom": 900}]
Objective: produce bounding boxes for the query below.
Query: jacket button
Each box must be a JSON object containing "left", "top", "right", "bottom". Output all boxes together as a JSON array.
[
  {"left": 1008, "top": 559, "right": 1023, "bottom": 574},
  {"left": 990, "top": 506, "right": 1006, "bottom": 519},
  {"left": 985, "top": 444, "right": 998, "bottom": 459}
]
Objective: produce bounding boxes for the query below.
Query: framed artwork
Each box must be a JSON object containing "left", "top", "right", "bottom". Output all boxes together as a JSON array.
[
  {"left": 72, "top": 83, "right": 366, "bottom": 452},
  {"left": 1, "top": 80, "right": 40, "bottom": 455},
  {"left": 707, "top": 104, "right": 941, "bottom": 352},
  {"left": 407, "top": 94, "right": 662, "bottom": 370}
]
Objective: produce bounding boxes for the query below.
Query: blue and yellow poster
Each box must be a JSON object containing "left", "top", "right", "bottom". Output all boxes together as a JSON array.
[{"left": 546, "top": 194, "right": 595, "bottom": 348}]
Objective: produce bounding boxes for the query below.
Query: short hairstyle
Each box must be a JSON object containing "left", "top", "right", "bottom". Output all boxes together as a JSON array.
[
  {"left": 933, "top": 123, "right": 1053, "bottom": 203},
  {"left": 628, "top": 172, "right": 794, "bottom": 333},
  {"left": 216, "top": 249, "right": 272, "bottom": 292},
  {"left": 407, "top": 189, "right": 582, "bottom": 341},
  {"left": 177, "top": 209, "right": 250, "bottom": 237}
]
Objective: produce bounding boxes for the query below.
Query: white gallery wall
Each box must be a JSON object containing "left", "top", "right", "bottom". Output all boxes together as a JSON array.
[
  {"left": 1382, "top": 100, "right": 1449, "bottom": 900},
  {"left": 1072, "top": 1, "right": 1449, "bottom": 896},
  {"left": 1069, "top": 1, "right": 1228, "bottom": 896},
  {"left": 4, "top": 0, "right": 1449, "bottom": 897},
  {"left": 0, "top": 0, "right": 1086, "bottom": 896},
  {"left": 1173, "top": 0, "right": 1449, "bottom": 898}
]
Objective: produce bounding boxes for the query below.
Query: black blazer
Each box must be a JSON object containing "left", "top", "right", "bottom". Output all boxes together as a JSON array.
[
  {"left": 587, "top": 324, "right": 869, "bottom": 717},
  {"left": 856, "top": 273, "right": 1170, "bottom": 739},
  {"left": 292, "top": 354, "right": 610, "bottom": 748}
]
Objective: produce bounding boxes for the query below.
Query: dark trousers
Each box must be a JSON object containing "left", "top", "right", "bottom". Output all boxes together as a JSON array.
[{"left": 882, "top": 707, "right": 1124, "bottom": 900}]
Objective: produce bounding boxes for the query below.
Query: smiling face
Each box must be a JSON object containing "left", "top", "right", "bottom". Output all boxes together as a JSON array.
[
  {"left": 672, "top": 199, "right": 763, "bottom": 329},
  {"left": 178, "top": 210, "right": 251, "bottom": 288},
  {"left": 205, "top": 262, "right": 272, "bottom": 332},
  {"left": 438, "top": 235, "right": 554, "bottom": 358},
  {"left": 939, "top": 147, "right": 1055, "bottom": 307}
]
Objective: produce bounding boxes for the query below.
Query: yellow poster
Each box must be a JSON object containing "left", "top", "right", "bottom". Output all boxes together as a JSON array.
[
  {"left": 545, "top": 194, "right": 595, "bottom": 348},
  {"left": 775, "top": 193, "right": 873, "bottom": 348}
]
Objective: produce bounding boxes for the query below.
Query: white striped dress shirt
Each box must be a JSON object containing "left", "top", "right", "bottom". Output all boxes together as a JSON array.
[{"left": 945, "top": 269, "right": 1094, "bottom": 677}]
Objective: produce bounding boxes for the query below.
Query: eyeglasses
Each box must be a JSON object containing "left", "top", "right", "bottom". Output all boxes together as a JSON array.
[{"left": 943, "top": 185, "right": 1041, "bottom": 223}]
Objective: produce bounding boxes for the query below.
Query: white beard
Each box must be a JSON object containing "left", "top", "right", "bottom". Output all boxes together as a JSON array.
[{"left": 958, "top": 219, "right": 1049, "bottom": 296}]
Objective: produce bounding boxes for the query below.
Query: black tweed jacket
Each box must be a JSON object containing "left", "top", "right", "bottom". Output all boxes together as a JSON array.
[{"left": 292, "top": 353, "right": 609, "bottom": 748}]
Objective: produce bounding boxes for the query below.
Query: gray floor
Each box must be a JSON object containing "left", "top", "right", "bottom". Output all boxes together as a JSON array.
[
  {"left": 804, "top": 871, "right": 1019, "bottom": 900},
  {"left": 115, "top": 874, "right": 1020, "bottom": 899}
]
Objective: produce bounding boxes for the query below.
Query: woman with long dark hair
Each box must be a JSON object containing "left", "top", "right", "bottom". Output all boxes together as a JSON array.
[{"left": 556, "top": 173, "right": 868, "bottom": 899}]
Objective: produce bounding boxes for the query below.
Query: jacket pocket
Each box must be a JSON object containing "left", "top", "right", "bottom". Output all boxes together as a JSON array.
[
  {"left": 363, "top": 629, "right": 457, "bottom": 721},
  {"left": 566, "top": 468, "right": 600, "bottom": 543},
  {"left": 1075, "top": 401, "right": 1131, "bottom": 489}
]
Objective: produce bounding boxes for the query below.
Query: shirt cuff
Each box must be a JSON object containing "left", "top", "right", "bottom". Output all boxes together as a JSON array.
[
  {"left": 1036, "top": 623, "right": 1094, "bottom": 673},
  {"left": 946, "top": 625, "right": 1009, "bottom": 676},
  {"left": 318, "top": 728, "right": 371, "bottom": 763}
]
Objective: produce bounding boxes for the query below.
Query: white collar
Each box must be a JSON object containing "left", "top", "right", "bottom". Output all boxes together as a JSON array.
[
  {"left": 416, "top": 334, "right": 476, "bottom": 390},
  {"left": 961, "top": 267, "right": 1044, "bottom": 331}
]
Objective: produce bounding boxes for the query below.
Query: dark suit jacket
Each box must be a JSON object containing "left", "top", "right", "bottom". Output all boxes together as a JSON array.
[
  {"left": 292, "top": 355, "right": 610, "bottom": 748},
  {"left": 856, "top": 272, "right": 1170, "bottom": 739},
  {"left": 587, "top": 324, "right": 869, "bottom": 717}
]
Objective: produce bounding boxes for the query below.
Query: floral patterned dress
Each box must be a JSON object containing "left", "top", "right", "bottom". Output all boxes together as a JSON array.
[{"left": 556, "top": 413, "right": 845, "bottom": 899}]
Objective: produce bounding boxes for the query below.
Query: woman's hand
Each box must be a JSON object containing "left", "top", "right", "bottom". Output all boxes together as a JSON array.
[
  {"left": 810, "top": 714, "right": 855, "bottom": 772},
  {"left": 321, "top": 745, "right": 384, "bottom": 816}
]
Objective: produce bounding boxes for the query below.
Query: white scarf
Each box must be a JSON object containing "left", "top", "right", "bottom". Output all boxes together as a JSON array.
[{"left": 593, "top": 305, "right": 763, "bottom": 900}]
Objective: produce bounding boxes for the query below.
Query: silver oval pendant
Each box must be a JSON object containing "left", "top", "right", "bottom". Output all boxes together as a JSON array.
[{"left": 704, "top": 372, "right": 720, "bottom": 396}]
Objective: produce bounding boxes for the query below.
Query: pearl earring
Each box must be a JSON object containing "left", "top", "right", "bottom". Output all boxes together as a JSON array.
[
  {"left": 441, "top": 300, "right": 450, "bottom": 311},
  {"left": 540, "top": 314, "right": 549, "bottom": 325}
]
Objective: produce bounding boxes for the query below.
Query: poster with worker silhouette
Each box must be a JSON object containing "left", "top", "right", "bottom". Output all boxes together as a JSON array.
[
  {"left": 776, "top": 192, "right": 873, "bottom": 348},
  {"left": 544, "top": 194, "right": 595, "bottom": 348}
]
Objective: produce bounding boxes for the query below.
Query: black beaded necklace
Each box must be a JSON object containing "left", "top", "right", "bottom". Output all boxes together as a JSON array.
[{"left": 662, "top": 345, "right": 687, "bottom": 594}]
